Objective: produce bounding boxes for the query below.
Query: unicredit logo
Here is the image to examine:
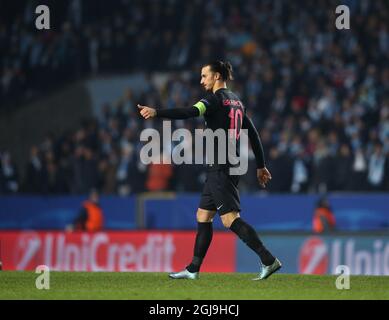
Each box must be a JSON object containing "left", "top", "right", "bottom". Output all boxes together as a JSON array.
[
  {"left": 14, "top": 232, "right": 175, "bottom": 272},
  {"left": 299, "top": 237, "right": 328, "bottom": 274}
]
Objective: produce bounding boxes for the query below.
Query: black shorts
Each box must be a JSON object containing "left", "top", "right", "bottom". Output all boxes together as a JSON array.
[{"left": 199, "top": 169, "right": 241, "bottom": 216}]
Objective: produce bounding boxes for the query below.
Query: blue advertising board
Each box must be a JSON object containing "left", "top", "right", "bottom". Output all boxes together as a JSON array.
[
  {"left": 144, "top": 193, "right": 389, "bottom": 231},
  {"left": 1, "top": 193, "right": 388, "bottom": 231},
  {"left": 0, "top": 196, "right": 136, "bottom": 230}
]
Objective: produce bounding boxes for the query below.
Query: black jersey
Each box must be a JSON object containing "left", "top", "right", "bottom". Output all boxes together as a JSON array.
[
  {"left": 194, "top": 88, "right": 245, "bottom": 170},
  {"left": 197, "top": 89, "right": 243, "bottom": 134},
  {"left": 156, "top": 88, "right": 266, "bottom": 172}
]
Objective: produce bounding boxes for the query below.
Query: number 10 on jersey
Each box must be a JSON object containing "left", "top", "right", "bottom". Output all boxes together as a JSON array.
[{"left": 228, "top": 108, "right": 243, "bottom": 140}]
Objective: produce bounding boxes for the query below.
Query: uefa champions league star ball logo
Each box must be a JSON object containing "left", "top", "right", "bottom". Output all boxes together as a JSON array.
[
  {"left": 299, "top": 237, "right": 328, "bottom": 275},
  {"left": 14, "top": 232, "right": 41, "bottom": 270}
]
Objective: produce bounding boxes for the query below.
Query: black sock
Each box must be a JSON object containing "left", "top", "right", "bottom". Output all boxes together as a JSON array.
[
  {"left": 230, "top": 218, "right": 275, "bottom": 266},
  {"left": 187, "top": 222, "right": 213, "bottom": 272}
]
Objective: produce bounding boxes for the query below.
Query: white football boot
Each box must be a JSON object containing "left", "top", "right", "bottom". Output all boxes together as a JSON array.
[
  {"left": 168, "top": 269, "right": 199, "bottom": 280},
  {"left": 253, "top": 258, "right": 282, "bottom": 280}
]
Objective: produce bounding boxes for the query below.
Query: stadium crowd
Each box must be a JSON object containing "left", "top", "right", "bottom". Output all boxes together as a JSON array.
[{"left": 1, "top": 0, "right": 389, "bottom": 194}]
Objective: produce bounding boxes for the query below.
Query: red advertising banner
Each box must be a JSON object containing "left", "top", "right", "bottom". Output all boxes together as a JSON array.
[{"left": 0, "top": 231, "right": 235, "bottom": 272}]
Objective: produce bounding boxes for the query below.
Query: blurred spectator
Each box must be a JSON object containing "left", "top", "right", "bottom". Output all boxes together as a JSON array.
[
  {"left": 0, "top": 151, "right": 19, "bottom": 193},
  {"left": 24, "top": 145, "right": 44, "bottom": 193},
  {"left": 311, "top": 139, "right": 332, "bottom": 193},
  {"left": 116, "top": 143, "right": 134, "bottom": 196},
  {"left": 97, "top": 153, "right": 118, "bottom": 194},
  {"left": 146, "top": 154, "right": 173, "bottom": 192},
  {"left": 312, "top": 197, "right": 336, "bottom": 234},
  {"left": 349, "top": 147, "right": 368, "bottom": 191},
  {"left": 42, "top": 150, "right": 60, "bottom": 194},
  {"left": 291, "top": 150, "right": 309, "bottom": 193},
  {"left": 333, "top": 144, "right": 353, "bottom": 191},
  {"left": 266, "top": 147, "right": 293, "bottom": 192},
  {"left": 367, "top": 142, "right": 386, "bottom": 191},
  {"left": 71, "top": 189, "right": 104, "bottom": 232}
]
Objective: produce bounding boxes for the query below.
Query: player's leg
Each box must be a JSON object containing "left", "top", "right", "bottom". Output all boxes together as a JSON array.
[
  {"left": 169, "top": 175, "right": 216, "bottom": 280},
  {"left": 221, "top": 211, "right": 275, "bottom": 265},
  {"left": 221, "top": 211, "right": 281, "bottom": 279},
  {"left": 186, "top": 208, "right": 217, "bottom": 273},
  {"left": 213, "top": 169, "right": 281, "bottom": 279},
  {"left": 168, "top": 208, "right": 216, "bottom": 279}
]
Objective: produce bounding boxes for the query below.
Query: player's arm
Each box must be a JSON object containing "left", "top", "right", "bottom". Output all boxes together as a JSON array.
[
  {"left": 138, "top": 97, "right": 213, "bottom": 120},
  {"left": 242, "top": 114, "right": 272, "bottom": 188},
  {"left": 242, "top": 114, "right": 265, "bottom": 168},
  {"left": 137, "top": 104, "right": 203, "bottom": 120}
]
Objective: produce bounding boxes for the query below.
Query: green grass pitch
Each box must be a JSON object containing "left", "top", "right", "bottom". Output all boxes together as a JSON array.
[{"left": 1, "top": 272, "right": 388, "bottom": 300}]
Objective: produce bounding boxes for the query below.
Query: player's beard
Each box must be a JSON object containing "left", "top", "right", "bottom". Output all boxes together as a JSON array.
[{"left": 204, "top": 83, "right": 213, "bottom": 92}]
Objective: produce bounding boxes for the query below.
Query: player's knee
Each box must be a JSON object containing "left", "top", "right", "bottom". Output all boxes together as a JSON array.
[
  {"left": 197, "top": 216, "right": 213, "bottom": 223},
  {"left": 221, "top": 212, "right": 240, "bottom": 228},
  {"left": 222, "top": 219, "right": 232, "bottom": 228},
  {"left": 221, "top": 212, "right": 239, "bottom": 229},
  {"left": 196, "top": 209, "right": 214, "bottom": 223}
]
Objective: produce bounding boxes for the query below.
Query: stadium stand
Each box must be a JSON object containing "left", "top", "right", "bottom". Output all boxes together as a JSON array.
[{"left": 1, "top": 0, "right": 389, "bottom": 195}]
